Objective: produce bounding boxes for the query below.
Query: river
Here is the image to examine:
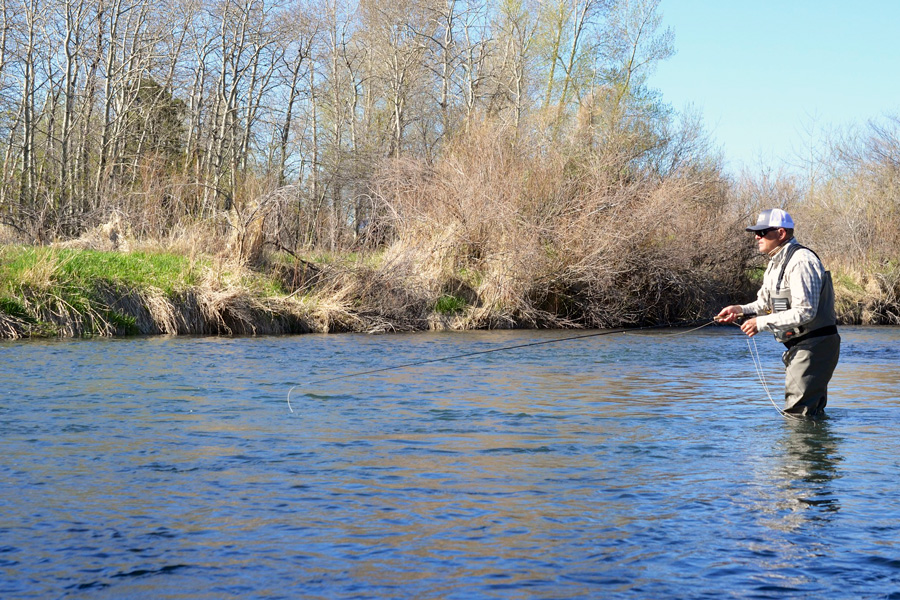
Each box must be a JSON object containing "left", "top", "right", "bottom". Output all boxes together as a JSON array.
[{"left": 1, "top": 326, "right": 899, "bottom": 599}]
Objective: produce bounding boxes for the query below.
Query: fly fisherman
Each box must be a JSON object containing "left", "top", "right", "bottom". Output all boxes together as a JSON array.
[{"left": 716, "top": 209, "right": 840, "bottom": 418}]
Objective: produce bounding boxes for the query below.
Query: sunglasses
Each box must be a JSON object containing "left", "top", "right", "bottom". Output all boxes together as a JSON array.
[{"left": 754, "top": 228, "right": 778, "bottom": 237}]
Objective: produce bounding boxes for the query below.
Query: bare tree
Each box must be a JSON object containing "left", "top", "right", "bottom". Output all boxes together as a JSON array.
[
  {"left": 272, "top": 4, "right": 316, "bottom": 186},
  {"left": 490, "top": 0, "right": 537, "bottom": 130}
]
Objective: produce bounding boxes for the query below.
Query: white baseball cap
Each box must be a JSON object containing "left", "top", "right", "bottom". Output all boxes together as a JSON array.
[{"left": 745, "top": 208, "right": 794, "bottom": 232}]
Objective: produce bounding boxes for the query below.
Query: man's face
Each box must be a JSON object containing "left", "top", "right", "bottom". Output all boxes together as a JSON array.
[{"left": 754, "top": 227, "right": 785, "bottom": 254}]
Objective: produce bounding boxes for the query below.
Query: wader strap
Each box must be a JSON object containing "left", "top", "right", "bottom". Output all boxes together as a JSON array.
[
  {"left": 776, "top": 244, "right": 820, "bottom": 291},
  {"left": 783, "top": 324, "right": 839, "bottom": 349}
]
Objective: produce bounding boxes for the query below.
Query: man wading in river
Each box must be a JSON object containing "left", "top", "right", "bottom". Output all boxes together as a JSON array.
[{"left": 716, "top": 209, "right": 840, "bottom": 418}]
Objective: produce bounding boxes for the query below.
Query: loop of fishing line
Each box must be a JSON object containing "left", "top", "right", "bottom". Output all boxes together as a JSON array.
[
  {"left": 718, "top": 318, "right": 799, "bottom": 419},
  {"left": 746, "top": 336, "right": 788, "bottom": 418}
]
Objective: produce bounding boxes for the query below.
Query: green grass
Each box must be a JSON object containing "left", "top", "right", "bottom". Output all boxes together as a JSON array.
[
  {"left": 456, "top": 267, "right": 483, "bottom": 288},
  {"left": 237, "top": 268, "right": 288, "bottom": 296},
  {"left": 746, "top": 264, "right": 766, "bottom": 285},
  {"left": 434, "top": 294, "right": 468, "bottom": 314},
  {"left": 55, "top": 248, "right": 198, "bottom": 292},
  {"left": 0, "top": 296, "right": 31, "bottom": 321},
  {"left": 0, "top": 245, "right": 199, "bottom": 293}
]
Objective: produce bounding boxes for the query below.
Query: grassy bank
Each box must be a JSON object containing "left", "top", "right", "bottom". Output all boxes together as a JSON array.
[
  {"left": 1, "top": 239, "right": 896, "bottom": 340},
  {"left": 0, "top": 239, "right": 719, "bottom": 340},
  {"left": 0, "top": 243, "right": 482, "bottom": 339},
  {"left": 0, "top": 245, "right": 307, "bottom": 339}
]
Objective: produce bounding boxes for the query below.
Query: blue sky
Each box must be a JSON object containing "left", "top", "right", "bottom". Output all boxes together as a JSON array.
[{"left": 649, "top": 1, "right": 900, "bottom": 173}]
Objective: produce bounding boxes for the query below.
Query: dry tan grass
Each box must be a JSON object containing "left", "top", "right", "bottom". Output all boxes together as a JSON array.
[
  {"left": 0, "top": 312, "right": 26, "bottom": 338},
  {"left": 57, "top": 213, "right": 130, "bottom": 252},
  {"left": 304, "top": 251, "right": 432, "bottom": 333},
  {"left": 18, "top": 249, "right": 66, "bottom": 290},
  {"left": 16, "top": 288, "right": 111, "bottom": 337},
  {"left": 141, "top": 289, "right": 180, "bottom": 334},
  {"left": 0, "top": 224, "right": 26, "bottom": 245}
]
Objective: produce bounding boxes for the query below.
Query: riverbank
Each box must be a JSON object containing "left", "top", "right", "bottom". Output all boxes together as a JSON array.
[
  {"left": 0, "top": 243, "right": 473, "bottom": 339},
  {"left": 1, "top": 241, "right": 896, "bottom": 340}
]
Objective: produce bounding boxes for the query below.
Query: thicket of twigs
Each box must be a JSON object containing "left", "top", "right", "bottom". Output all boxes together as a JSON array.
[{"left": 365, "top": 120, "right": 749, "bottom": 328}]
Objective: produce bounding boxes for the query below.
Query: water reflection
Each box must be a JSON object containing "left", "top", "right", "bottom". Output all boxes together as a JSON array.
[
  {"left": 781, "top": 419, "right": 842, "bottom": 507},
  {"left": 760, "top": 418, "right": 843, "bottom": 534}
]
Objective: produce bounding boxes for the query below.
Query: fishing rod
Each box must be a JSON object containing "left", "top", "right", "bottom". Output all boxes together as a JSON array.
[{"left": 287, "top": 318, "right": 719, "bottom": 412}]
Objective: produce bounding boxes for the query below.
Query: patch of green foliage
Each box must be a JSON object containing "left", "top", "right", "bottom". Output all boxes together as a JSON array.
[
  {"left": 434, "top": 294, "right": 468, "bottom": 314},
  {"left": 55, "top": 248, "right": 198, "bottom": 293},
  {"left": 205, "top": 260, "right": 287, "bottom": 296},
  {"left": 746, "top": 265, "right": 766, "bottom": 285},
  {"left": 104, "top": 308, "right": 139, "bottom": 334},
  {"left": 457, "top": 267, "right": 483, "bottom": 288},
  {"left": 241, "top": 269, "right": 288, "bottom": 296},
  {"left": 833, "top": 271, "right": 865, "bottom": 294},
  {"left": 0, "top": 245, "right": 198, "bottom": 293},
  {"left": 0, "top": 246, "right": 36, "bottom": 286},
  {"left": 0, "top": 296, "right": 31, "bottom": 320}
]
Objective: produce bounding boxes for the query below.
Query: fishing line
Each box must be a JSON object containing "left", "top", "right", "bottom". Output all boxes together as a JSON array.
[
  {"left": 287, "top": 318, "right": 718, "bottom": 412},
  {"left": 715, "top": 317, "right": 790, "bottom": 418},
  {"left": 746, "top": 336, "right": 789, "bottom": 418}
]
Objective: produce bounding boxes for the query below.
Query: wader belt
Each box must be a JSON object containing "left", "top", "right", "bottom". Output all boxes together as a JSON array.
[{"left": 783, "top": 324, "right": 839, "bottom": 349}]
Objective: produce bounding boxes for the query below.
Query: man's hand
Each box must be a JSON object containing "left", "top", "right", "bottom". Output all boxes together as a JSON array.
[
  {"left": 716, "top": 306, "right": 759, "bottom": 336},
  {"left": 715, "top": 305, "right": 743, "bottom": 324},
  {"left": 739, "top": 317, "right": 759, "bottom": 337}
]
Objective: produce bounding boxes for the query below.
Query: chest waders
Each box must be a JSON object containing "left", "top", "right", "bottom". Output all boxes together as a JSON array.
[{"left": 768, "top": 244, "right": 838, "bottom": 348}]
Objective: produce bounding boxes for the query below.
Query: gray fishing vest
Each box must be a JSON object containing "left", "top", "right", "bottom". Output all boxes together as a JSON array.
[{"left": 768, "top": 244, "right": 837, "bottom": 345}]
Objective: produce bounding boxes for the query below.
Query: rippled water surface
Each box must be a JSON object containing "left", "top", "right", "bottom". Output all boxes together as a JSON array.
[{"left": 2, "top": 326, "right": 900, "bottom": 599}]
